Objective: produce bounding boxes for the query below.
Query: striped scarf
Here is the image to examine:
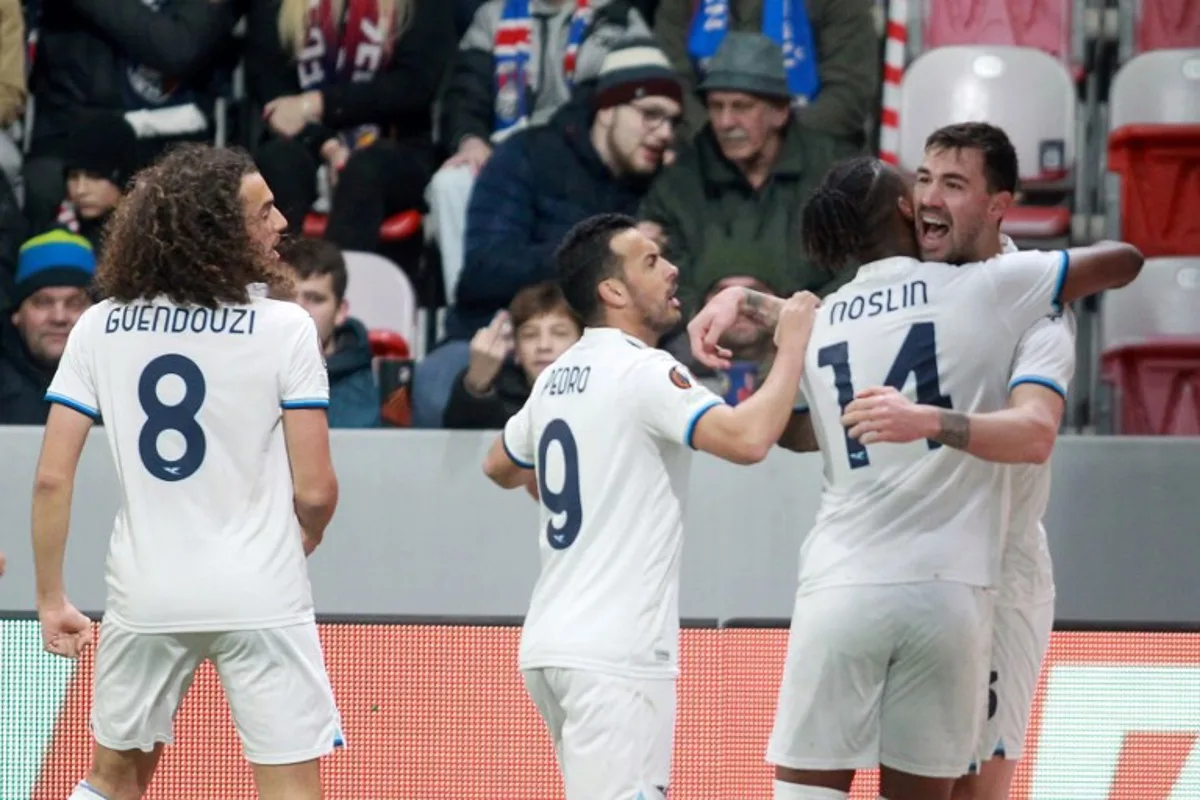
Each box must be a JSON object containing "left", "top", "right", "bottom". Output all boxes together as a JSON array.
[{"left": 493, "top": 0, "right": 593, "bottom": 136}]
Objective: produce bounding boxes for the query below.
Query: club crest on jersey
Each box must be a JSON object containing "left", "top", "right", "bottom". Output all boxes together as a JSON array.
[{"left": 668, "top": 366, "right": 692, "bottom": 389}]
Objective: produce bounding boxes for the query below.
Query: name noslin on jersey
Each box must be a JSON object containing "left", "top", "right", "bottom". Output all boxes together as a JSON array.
[
  {"left": 104, "top": 304, "right": 258, "bottom": 336},
  {"left": 827, "top": 280, "right": 929, "bottom": 326}
]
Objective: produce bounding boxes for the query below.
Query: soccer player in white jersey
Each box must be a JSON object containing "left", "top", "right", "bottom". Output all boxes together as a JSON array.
[
  {"left": 688, "top": 157, "right": 1142, "bottom": 800},
  {"left": 481, "top": 213, "right": 821, "bottom": 800},
  {"left": 840, "top": 122, "right": 1077, "bottom": 800},
  {"left": 31, "top": 144, "right": 343, "bottom": 800}
]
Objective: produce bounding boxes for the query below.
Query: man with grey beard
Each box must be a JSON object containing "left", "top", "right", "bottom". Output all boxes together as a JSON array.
[{"left": 638, "top": 31, "right": 860, "bottom": 320}]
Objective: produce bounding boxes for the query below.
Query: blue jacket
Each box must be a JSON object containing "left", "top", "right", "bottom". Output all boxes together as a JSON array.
[
  {"left": 445, "top": 91, "right": 653, "bottom": 339},
  {"left": 326, "top": 317, "right": 380, "bottom": 429}
]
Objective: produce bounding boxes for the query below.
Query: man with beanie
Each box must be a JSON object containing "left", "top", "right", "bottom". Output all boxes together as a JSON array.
[
  {"left": 54, "top": 112, "right": 139, "bottom": 253},
  {"left": 639, "top": 32, "right": 862, "bottom": 317},
  {"left": 0, "top": 230, "right": 95, "bottom": 424},
  {"left": 411, "top": 38, "right": 684, "bottom": 428}
]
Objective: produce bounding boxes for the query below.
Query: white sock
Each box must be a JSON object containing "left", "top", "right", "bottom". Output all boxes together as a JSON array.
[
  {"left": 772, "top": 780, "right": 849, "bottom": 800},
  {"left": 68, "top": 781, "right": 110, "bottom": 800}
]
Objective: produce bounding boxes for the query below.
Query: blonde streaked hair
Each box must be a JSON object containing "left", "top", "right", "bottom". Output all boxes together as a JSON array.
[{"left": 278, "top": 0, "right": 412, "bottom": 59}]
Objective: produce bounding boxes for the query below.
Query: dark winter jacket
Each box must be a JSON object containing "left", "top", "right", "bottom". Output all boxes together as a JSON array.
[
  {"left": 0, "top": 319, "right": 54, "bottom": 424},
  {"left": 446, "top": 93, "right": 653, "bottom": 339},
  {"left": 442, "top": 361, "right": 530, "bottom": 429},
  {"left": 326, "top": 317, "right": 380, "bottom": 429}
]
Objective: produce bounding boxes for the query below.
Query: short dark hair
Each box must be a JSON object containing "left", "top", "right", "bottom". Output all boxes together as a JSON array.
[
  {"left": 276, "top": 237, "right": 348, "bottom": 302},
  {"left": 802, "top": 156, "right": 910, "bottom": 273},
  {"left": 924, "top": 122, "right": 1019, "bottom": 194},
  {"left": 509, "top": 281, "right": 582, "bottom": 333},
  {"left": 555, "top": 213, "right": 638, "bottom": 324}
]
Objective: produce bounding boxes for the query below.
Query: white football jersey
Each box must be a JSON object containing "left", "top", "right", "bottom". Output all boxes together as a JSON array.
[
  {"left": 796, "top": 250, "right": 1068, "bottom": 591},
  {"left": 46, "top": 291, "right": 329, "bottom": 633},
  {"left": 1001, "top": 305, "right": 1076, "bottom": 605},
  {"left": 504, "top": 327, "right": 722, "bottom": 679}
]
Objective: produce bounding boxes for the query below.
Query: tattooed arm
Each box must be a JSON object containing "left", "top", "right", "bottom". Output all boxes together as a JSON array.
[
  {"left": 842, "top": 384, "right": 1062, "bottom": 465},
  {"left": 740, "top": 288, "right": 786, "bottom": 329}
]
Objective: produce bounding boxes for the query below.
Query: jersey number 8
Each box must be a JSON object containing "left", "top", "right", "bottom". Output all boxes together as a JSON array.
[
  {"left": 818, "top": 321, "right": 953, "bottom": 470},
  {"left": 537, "top": 419, "right": 582, "bottom": 550},
  {"left": 137, "top": 354, "right": 207, "bottom": 482}
]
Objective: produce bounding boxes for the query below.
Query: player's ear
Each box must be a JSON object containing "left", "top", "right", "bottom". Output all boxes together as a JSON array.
[
  {"left": 897, "top": 195, "right": 915, "bottom": 222},
  {"left": 597, "top": 277, "right": 625, "bottom": 309},
  {"left": 988, "top": 190, "right": 1014, "bottom": 219}
]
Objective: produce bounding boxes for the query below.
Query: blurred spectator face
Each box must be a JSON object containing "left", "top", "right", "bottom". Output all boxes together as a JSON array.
[
  {"left": 239, "top": 172, "right": 288, "bottom": 260},
  {"left": 597, "top": 97, "right": 682, "bottom": 176},
  {"left": 293, "top": 271, "right": 349, "bottom": 352},
  {"left": 914, "top": 146, "right": 1000, "bottom": 264},
  {"left": 706, "top": 91, "right": 789, "bottom": 168},
  {"left": 610, "top": 227, "right": 682, "bottom": 336},
  {"left": 514, "top": 310, "right": 581, "bottom": 384},
  {"left": 703, "top": 276, "right": 774, "bottom": 354},
  {"left": 11, "top": 287, "right": 92, "bottom": 364},
  {"left": 66, "top": 170, "right": 121, "bottom": 220}
]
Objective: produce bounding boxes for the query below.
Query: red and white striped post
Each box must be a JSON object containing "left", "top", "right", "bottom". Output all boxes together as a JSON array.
[{"left": 879, "top": 0, "right": 909, "bottom": 164}]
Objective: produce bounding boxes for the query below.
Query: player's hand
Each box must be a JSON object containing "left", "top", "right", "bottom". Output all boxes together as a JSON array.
[
  {"left": 464, "top": 311, "right": 514, "bottom": 395},
  {"left": 523, "top": 473, "right": 540, "bottom": 503},
  {"left": 39, "top": 601, "right": 93, "bottom": 660},
  {"left": 688, "top": 286, "right": 744, "bottom": 370},
  {"left": 773, "top": 291, "right": 821, "bottom": 351},
  {"left": 841, "top": 386, "right": 935, "bottom": 445}
]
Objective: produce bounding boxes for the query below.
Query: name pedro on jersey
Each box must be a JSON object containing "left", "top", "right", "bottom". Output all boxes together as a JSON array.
[
  {"left": 105, "top": 305, "right": 257, "bottom": 335},
  {"left": 827, "top": 280, "right": 928, "bottom": 326},
  {"left": 541, "top": 365, "right": 590, "bottom": 397}
]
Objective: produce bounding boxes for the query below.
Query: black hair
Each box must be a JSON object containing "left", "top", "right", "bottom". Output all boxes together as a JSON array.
[
  {"left": 801, "top": 157, "right": 911, "bottom": 273},
  {"left": 555, "top": 213, "right": 638, "bottom": 324},
  {"left": 924, "top": 122, "right": 1019, "bottom": 194}
]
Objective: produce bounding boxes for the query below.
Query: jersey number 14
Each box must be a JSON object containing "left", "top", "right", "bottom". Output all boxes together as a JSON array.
[{"left": 818, "top": 322, "right": 952, "bottom": 470}]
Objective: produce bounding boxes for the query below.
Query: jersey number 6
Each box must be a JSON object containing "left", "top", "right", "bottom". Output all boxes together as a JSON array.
[
  {"left": 818, "top": 321, "right": 953, "bottom": 470},
  {"left": 537, "top": 419, "right": 582, "bottom": 550},
  {"left": 137, "top": 353, "right": 208, "bottom": 482}
]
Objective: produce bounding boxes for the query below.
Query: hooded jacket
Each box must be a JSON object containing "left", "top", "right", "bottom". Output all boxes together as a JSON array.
[{"left": 325, "top": 317, "right": 380, "bottom": 429}]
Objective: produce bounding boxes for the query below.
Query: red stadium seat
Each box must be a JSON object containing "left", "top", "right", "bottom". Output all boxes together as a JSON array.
[
  {"left": 368, "top": 329, "right": 411, "bottom": 360},
  {"left": 1002, "top": 205, "right": 1074, "bottom": 240},
  {"left": 920, "top": 0, "right": 1076, "bottom": 69},
  {"left": 302, "top": 209, "right": 423, "bottom": 242},
  {"left": 1107, "top": 124, "right": 1200, "bottom": 257},
  {"left": 1100, "top": 339, "right": 1200, "bottom": 435},
  {"left": 1131, "top": 0, "right": 1200, "bottom": 54}
]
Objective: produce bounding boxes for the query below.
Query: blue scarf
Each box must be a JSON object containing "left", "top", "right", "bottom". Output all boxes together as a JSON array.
[
  {"left": 493, "top": 0, "right": 592, "bottom": 136},
  {"left": 687, "top": 0, "right": 820, "bottom": 104}
]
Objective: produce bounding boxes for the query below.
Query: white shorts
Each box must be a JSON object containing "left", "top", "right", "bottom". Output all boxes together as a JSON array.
[
  {"left": 522, "top": 667, "right": 675, "bottom": 800},
  {"left": 973, "top": 598, "right": 1055, "bottom": 764},
  {"left": 767, "top": 581, "right": 994, "bottom": 779},
  {"left": 91, "top": 619, "right": 345, "bottom": 765}
]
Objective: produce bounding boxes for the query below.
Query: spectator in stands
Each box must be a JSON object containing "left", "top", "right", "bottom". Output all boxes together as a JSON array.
[
  {"left": 653, "top": 0, "right": 878, "bottom": 146},
  {"left": 276, "top": 237, "right": 381, "bottom": 429},
  {"left": 639, "top": 32, "right": 860, "bottom": 317},
  {"left": 444, "top": 281, "right": 582, "bottom": 429},
  {"left": 413, "top": 38, "right": 682, "bottom": 427},
  {"left": 0, "top": 0, "right": 26, "bottom": 202},
  {"left": 22, "top": 0, "right": 237, "bottom": 235},
  {"left": 52, "top": 112, "right": 138, "bottom": 253},
  {"left": 428, "top": 0, "right": 649, "bottom": 301},
  {"left": 246, "top": 0, "right": 454, "bottom": 253},
  {"left": 0, "top": 230, "right": 94, "bottom": 425}
]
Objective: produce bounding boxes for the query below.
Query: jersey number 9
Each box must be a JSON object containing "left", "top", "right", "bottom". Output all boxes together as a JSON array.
[
  {"left": 537, "top": 419, "right": 582, "bottom": 550},
  {"left": 137, "top": 354, "right": 208, "bottom": 482}
]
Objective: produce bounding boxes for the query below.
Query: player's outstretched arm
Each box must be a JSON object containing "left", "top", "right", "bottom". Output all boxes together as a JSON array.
[
  {"left": 692, "top": 292, "right": 819, "bottom": 463},
  {"left": 32, "top": 404, "right": 97, "bottom": 659},
  {"left": 842, "top": 383, "right": 1063, "bottom": 464},
  {"left": 282, "top": 408, "right": 339, "bottom": 555},
  {"left": 688, "top": 286, "right": 786, "bottom": 370},
  {"left": 1058, "top": 240, "right": 1144, "bottom": 305}
]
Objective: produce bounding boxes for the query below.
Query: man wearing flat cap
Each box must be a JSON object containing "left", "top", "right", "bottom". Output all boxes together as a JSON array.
[{"left": 639, "top": 32, "right": 862, "bottom": 322}]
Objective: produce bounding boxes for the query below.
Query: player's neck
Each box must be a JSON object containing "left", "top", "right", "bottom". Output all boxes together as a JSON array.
[{"left": 595, "top": 313, "right": 659, "bottom": 348}]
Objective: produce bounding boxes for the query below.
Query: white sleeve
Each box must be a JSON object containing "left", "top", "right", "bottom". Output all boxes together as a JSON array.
[
  {"left": 1009, "top": 310, "right": 1077, "bottom": 400},
  {"left": 501, "top": 400, "right": 536, "bottom": 468},
  {"left": 280, "top": 315, "right": 330, "bottom": 409},
  {"left": 633, "top": 351, "right": 724, "bottom": 447},
  {"left": 45, "top": 312, "right": 100, "bottom": 419},
  {"left": 986, "top": 249, "right": 1070, "bottom": 334}
]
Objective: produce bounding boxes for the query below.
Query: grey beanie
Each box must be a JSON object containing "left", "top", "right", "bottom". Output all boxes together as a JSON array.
[{"left": 697, "top": 32, "right": 791, "bottom": 100}]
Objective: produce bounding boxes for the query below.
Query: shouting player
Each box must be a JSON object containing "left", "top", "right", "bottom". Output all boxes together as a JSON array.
[
  {"left": 482, "top": 213, "right": 819, "bottom": 800},
  {"left": 690, "top": 157, "right": 1142, "bottom": 800},
  {"left": 839, "top": 123, "right": 1073, "bottom": 800},
  {"left": 32, "top": 144, "right": 343, "bottom": 800}
]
